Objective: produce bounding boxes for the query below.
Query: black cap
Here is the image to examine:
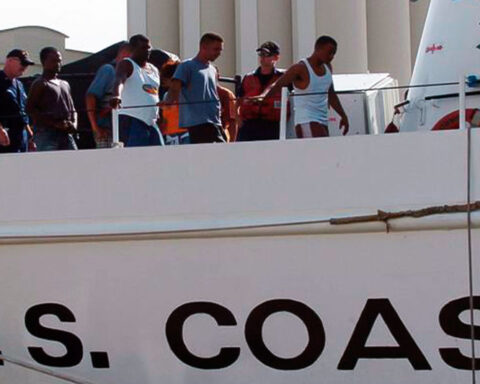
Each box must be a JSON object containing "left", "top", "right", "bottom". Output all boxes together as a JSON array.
[
  {"left": 7, "top": 49, "right": 35, "bottom": 66},
  {"left": 256, "top": 41, "right": 280, "bottom": 56}
]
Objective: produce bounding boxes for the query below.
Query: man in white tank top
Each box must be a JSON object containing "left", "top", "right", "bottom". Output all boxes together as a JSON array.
[
  {"left": 264, "top": 36, "right": 349, "bottom": 138},
  {"left": 110, "top": 35, "right": 161, "bottom": 147}
]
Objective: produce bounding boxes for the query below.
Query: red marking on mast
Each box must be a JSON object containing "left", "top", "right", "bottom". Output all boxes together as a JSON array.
[{"left": 426, "top": 44, "right": 443, "bottom": 54}]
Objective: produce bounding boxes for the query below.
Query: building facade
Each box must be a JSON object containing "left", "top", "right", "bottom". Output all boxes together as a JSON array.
[
  {"left": 127, "top": 0, "right": 431, "bottom": 85},
  {"left": 0, "top": 26, "right": 91, "bottom": 75}
]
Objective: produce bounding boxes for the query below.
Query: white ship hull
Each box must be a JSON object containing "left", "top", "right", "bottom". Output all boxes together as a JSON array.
[{"left": 0, "top": 130, "right": 479, "bottom": 383}]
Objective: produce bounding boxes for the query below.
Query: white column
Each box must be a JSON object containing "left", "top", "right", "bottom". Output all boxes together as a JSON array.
[
  {"left": 291, "top": 0, "right": 316, "bottom": 62},
  {"left": 127, "top": 0, "right": 147, "bottom": 37},
  {"left": 179, "top": 0, "right": 201, "bottom": 59},
  {"left": 316, "top": 0, "right": 368, "bottom": 74},
  {"left": 367, "top": 0, "right": 412, "bottom": 85},
  {"left": 235, "top": 0, "right": 259, "bottom": 74}
]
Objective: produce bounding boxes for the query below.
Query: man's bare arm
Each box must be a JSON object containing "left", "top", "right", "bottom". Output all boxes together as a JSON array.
[
  {"left": 110, "top": 60, "right": 133, "bottom": 109},
  {"left": 227, "top": 95, "right": 238, "bottom": 142},
  {"left": 263, "top": 64, "right": 302, "bottom": 100},
  {"left": 328, "top": 85, "right": 349, "bottom": 136},
  {"left": 86, "top": 95, "right": 108, "bottom": 140},
  {"left": 86, "top": 94, "right": 99, "bottom": 130},
  {"left": 85, "top": 94, "right": 108, "bottom": 138},
  {"left": 71, "top": 111, "right": 78, "bottom": 129},
  {"left": 165, "top": 79, "right": 182, "bottom": 104},
  {"left": 26, "top": 124, "right": 33, "bottom": 138},
  {"left": 326, "top": 63, "right": 349, "bottom": 135},
  {"left": 328, "top": 85, "right": 347, "bottom": 117},
  {"left": 0, "top": 122, "right": 10, "bottom": 147}
]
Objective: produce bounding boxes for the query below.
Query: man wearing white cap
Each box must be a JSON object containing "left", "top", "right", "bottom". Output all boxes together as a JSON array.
[{"left": 237, "top": 41, "right": 286, "bottom": 141}]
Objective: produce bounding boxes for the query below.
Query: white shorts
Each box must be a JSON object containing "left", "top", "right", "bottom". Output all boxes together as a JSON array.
[{"left": 296, "top": 122, "right": 329, "bottom": 138}]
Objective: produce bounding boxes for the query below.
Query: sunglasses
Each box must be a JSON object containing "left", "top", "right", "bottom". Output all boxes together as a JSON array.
[{"left": 258, "top": 52, "right": 276, "bottom": 58}]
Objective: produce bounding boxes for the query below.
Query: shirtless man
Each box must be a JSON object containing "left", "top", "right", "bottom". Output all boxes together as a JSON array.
[{"left": 264, "top": 36, "right": 349, "bottom": 138}]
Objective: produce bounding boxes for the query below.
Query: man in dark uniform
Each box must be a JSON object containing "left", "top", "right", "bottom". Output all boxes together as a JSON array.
[
  {"left": 237, "top": 41, "right": 285, "bottom": 141},
  {"left": 0, "top": 50, "right": 35, "bottom": 153}
]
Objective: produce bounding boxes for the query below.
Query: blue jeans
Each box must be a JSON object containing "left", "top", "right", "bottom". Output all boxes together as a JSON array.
[
  {"left": 119, "top": 115, "right": 161, "bottom": 147},
  {"left": 35, "top": 129, "right": 77, "bottom": 151}
]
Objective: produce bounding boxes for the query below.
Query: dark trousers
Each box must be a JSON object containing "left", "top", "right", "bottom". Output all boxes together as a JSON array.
[
  {"left": 35, "top": 129, "right": 77, "bottom": 151},
  {"left": 119, "top": 115, "right": 161, "bottom": 147},
  {"left": 237, "top": 119, "right": 280, "bottom": 142},
  {"left": 187, "top": 123, "right": 226, "bottom": 144},
  {"left": 0, "top": 128, "right": 28, "bottom": 153}
]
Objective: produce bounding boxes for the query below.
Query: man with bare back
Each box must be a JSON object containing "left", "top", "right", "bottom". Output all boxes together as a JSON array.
[{"left": 264, "top": 36, "right": 349, "bottom": 138}]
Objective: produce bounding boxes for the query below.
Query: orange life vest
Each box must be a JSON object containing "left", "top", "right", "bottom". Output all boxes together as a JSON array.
[
  {"left": 160, "top": 104, "right": 187, "bottom": 136},
  {"left": 239, "top": 70, "right": 286, "bottom": 122}
]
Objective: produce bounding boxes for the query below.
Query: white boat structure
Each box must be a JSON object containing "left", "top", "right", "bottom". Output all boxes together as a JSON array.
[
  {"left": 400, "top": 0, "right": 480, "bottom": 132},
  {"left": 0, "top": 0, "right": 479, "bottom": 384}
]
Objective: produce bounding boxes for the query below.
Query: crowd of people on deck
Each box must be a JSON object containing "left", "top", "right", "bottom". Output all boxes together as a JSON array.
[{"left": 0, "top": 32, "right": 349, "bottom": 153}]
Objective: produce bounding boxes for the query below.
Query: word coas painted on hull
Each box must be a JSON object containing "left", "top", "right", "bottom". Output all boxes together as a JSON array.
[{"left": 1, "top": 297, "right": 479, "bottom": 372}]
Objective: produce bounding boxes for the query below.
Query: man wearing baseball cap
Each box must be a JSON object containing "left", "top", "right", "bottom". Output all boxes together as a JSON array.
[
  {"left": 237, "top": 41, "right": 286, "bottom": 141},
  {"left": 0, "top": 49, "right": 35, "bottom": 153}
]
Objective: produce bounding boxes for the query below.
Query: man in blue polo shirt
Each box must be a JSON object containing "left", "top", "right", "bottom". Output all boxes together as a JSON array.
[
  {"left": 166, "top": 33, "right": 226, "bottom": 144},
  {"left": 86, "top": 43, "right": 131, "bottom": 148},
  {"left": 0, "top": 49, "right": 35, "bottom": 153}
]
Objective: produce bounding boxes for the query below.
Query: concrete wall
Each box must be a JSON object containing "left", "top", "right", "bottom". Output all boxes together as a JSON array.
[
  {"left": 0, "top": 26, "right": 90, "bottom": 76},
  {"left": 258, "top": 0, "right": 292, "bottom": 69},
  {"left": 200, "top": 0, "right": 236, "bottom": 77},
  {"left": 130, "top": 0, "right": 430, "bottom": 83},
  {"left": 128, "top": 0, "right": 147, "bottom": 36},
  {"left": 147, "top": 0, "right": 179, "bottom": 54},
  {"left": 316, "top": 0, "right": 368, "bottom": 74},
  {"left": 63, "top": 49, "right": 92, "bottom": 64},
  {"left": 366, "top": 0, "right": 412, "bottom": 86}
]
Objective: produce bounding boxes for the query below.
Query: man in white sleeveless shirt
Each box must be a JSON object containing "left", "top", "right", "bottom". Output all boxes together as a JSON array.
[
  {"left": 110, "top": 35, "right": 161, "bottom": 147},
  {"left": 265, "top": 36, "right": 349, "bottom": 138}
]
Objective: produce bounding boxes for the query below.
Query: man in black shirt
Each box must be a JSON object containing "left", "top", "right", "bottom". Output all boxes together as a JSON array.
[
  {"left": 0, "top": 50, "right": 35, "bottom": 153},
  {"left": 237, "top": 41, "right": 285, "bottom": 141},
  {"left": 27, "top": 47, "right": 77, "bottom": 151}
]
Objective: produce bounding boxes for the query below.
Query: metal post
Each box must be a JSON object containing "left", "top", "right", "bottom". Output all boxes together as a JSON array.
[
  {"left": 153, "top": 122, "right": 166, "bottom": 146},
  {"left": 463, "top": 69, "right": 477, "bottom": 384},
  {"left": 460, "top": 75, "right": 466, "bottom": 130},
  {"left": 111, "top": 108, "right": 123, "bottom": 148},
  {"left": 0, "top": 354, "right": 96, "bottom": 384},
  {"left": 279, "top": 87, "right": 289, "bottom": 141}
]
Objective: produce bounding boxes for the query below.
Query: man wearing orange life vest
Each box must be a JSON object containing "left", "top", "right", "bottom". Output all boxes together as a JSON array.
[
  {"left": 159, "top": 61, "right": 190, "bottom": 145},
  {"left": 237, "top": 41, "right": 285, "bottom": 141}
]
